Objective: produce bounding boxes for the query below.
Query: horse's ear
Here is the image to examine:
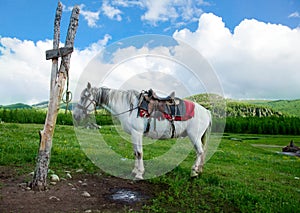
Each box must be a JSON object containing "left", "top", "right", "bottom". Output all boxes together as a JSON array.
[{"left": 87, "top": 82, "right": 91, "bottom": 89}]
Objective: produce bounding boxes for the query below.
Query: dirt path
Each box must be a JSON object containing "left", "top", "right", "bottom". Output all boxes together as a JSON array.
[{"left": 0, "top": 167, "right": 164, "bottom": 213}]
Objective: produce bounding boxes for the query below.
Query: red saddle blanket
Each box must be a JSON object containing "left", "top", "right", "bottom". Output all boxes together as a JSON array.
[{"left": 139, "top": 100, "right": 195, "bottom": 121}]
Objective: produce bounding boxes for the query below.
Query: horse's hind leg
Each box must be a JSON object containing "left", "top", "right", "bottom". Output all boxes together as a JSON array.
[
  {"left": 191, "top": 146, "right": 204, "bottom": 177},
  {"left": 199, "top": 131, "right": 208, "bottom": 173},
  {"left": 188, "top": 132, "right": 205, "bottom": 178}
]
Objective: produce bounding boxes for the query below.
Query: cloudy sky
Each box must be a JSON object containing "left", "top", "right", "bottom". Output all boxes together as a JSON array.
[{"left": 0, "top": 0, "right": 300, "bottom": 105}]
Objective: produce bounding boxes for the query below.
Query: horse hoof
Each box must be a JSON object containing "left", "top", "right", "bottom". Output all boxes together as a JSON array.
[
  {"left": 134, "top": 174, "right": 144, "bottom": 180},
  {"left": 131, "top": 169, "right": 138, "bottom": 175},
  {"left": 190, "top": 170, "right": 199, "bottom": 178}
]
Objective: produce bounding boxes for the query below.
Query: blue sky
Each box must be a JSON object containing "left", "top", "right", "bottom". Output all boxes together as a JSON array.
[
  {"left": 1, "top": 0, "right": 299, "bottom": 48},
  {"left": 0, "top": 0, "right": 300, "bottom": 104}
]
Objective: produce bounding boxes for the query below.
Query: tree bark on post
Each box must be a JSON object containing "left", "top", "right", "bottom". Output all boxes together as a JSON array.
[{"left": 31, "top": 2, "right": 80, "bottom": 191}]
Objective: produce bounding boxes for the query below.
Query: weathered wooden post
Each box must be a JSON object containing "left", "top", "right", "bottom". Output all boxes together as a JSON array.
[{"left": 31, "top": 2, "right": 80, "bottom": 191}]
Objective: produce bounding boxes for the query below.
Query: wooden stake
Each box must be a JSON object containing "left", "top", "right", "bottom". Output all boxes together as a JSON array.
[{"left": 31, "top": 2, "right": 79, "bottom": 191}]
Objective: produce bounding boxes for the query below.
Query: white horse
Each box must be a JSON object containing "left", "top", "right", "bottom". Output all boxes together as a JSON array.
[{"left": 73, "top": 83, "right": 212, "bottom": 179}]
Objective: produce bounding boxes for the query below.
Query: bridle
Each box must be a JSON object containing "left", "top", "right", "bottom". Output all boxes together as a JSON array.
[
  {"left": 76, "top": 88, "right": 139, "bottom": 117},
  {"left": 77, "top": 92, "right": 97, "bottom": 115}
]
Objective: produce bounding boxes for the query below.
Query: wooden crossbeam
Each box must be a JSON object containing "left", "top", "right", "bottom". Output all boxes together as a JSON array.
[{"left": 45, "top": 47, "right": 73, "bottom": 60}]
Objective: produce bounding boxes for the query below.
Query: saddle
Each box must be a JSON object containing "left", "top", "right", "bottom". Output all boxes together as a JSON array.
[
  {"left": 147, "top": 89, "right": 175, "bottom": 102},
  {"left": 138, "top": 89, "right": 195, "bottom": 138},
  {"left": 138, "top": 89, "right": 186, "bottom": 120}
]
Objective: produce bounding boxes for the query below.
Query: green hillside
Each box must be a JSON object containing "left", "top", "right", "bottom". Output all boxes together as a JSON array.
[
  {"left": 226, "top": 101, "right": 283, "bottom": 117},
  {"left": 32, "top": 101, "right": 77, "bottom": 111},
  {"left": 189, "top": 94, "right": 299, "bottom": 118},
  {"left": 1, "top": 103, "right": 32, "bottom": 109},
  {"left": 241, "top": 99, "right": 300, "bottom": 118}
]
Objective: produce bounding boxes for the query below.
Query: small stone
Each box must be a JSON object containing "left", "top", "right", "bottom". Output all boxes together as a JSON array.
[
  {"left": 78, "top": 180, "right": 83, "bottom": 184},
  {"left": 85, "top": 210, "right": 92, "bottom": 213},
  {"left": 18, "top": 183, "right": 27, "bottom": 188},
  {"left": 66, "top": 173, "right": 72, "bottom": 179},
  {"left": 295, "top": 177, "right": 300, "bottom": 180},
  {"left": 68, "top": 183, "right": 74, "bottom": 187},
  {"left": 82, "top": 183, "right": 88, "bottom": 187},
  {"left": 28, "top": 171, "right": 34, "bottom": 176},
  {"left": 82, "top": 191, "right": 91, "bottom": 197},
  {"left": 76, "top": 169, "right": 83, "bottom": 173},
  {"left": 50, "top": 174, "right": 60, "bottom": 182},
  {"left": 50, "top": 182, "right": 57, "bottom": 185},
  {"left": 49, "top": 196, "right": 60, "bottom": 201},
  {"left": 25, "top": 187, "right": 31, "bottom": 191}
]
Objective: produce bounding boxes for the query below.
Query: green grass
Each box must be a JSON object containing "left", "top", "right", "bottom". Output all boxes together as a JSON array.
[
  {"left": 0, "top": 123, "right": 98, "bottom": 176},
  {"left": 1, "top": 123, "right": 300, "bottom": 212},
  {"left": 146, "top": 134, "right": 300, "bottom": 212}
]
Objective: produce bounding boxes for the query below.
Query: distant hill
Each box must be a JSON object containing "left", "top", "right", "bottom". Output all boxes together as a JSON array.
[
  {"left": 225, "top": 101, "right": 283, "bottom": 118},
  {"left": 1, "top": 101, "right": 75, "bottom": 111},
  {"left": 31, "top": 101, "right": 76, "bottom": 111},
  {"left": 32, "top": 101, "right": 49, "bottom": 108},
  {"left": 240, "top": 99, "right": 300, "bottom": 118},
  {"left": 0, "top": 103, "right": 32, "bottom": 109},
  {"left": 189, "top": 94, "right": 298, "bottom": 118}
]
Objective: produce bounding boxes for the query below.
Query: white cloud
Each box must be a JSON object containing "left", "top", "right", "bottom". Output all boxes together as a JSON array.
[
  {"left": 141, "top": 0, "right": 178, "bottom": 24},
  {"left": 75, "top": 37, "right": 221, "bottom": 101},
  {"left": 288, "top": 11, "right": 300, "bottom": 18},
  {"left": 140, "top": 0, "right": 205, "bottom": 26},
  {"left": 78, "top": 4, "right": 101, "bottom": 28},
  {"left": 0, "top": 35, "right": 111, "bottom": 105},
  {"left": 102, "top": 0, "right": 122, "bottom": 21},
  {"left": 173, "top": 13, "right": 300, "bottom": 99},
  {"left": 111, "top": 0, "right": 144, "bottom": 7},
  {"left": 178, "top": 0, "right": 203, "bottom": 22},
  {"left": 64, "top": 3, "right": 101, "bottom": 28},
  {"left": 2, "top": 11, "right": 300, "bottom": 105},
  {"left": 0, "top": 38, "right": 52, "bottom": 105},
  {"left": 73, "top": 0, "right": 206, "bottom": 28}
]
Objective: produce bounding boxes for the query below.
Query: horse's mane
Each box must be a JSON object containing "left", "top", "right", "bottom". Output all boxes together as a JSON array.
[{"left": 93, "top": 87, "right": 140, "bottom": 107}]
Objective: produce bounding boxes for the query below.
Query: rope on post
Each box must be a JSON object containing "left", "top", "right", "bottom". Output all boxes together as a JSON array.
[{"left": 61, "top": 57, "right": 72, "bottom": 114}]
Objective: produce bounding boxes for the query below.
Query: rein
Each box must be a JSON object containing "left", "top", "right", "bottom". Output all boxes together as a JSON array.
[{"left": 111, "top": 106, "right": 139, "bottom": 116}]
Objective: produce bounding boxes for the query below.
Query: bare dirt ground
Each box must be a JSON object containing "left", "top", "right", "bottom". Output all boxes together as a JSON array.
[{"left": 0, "top": 167, "right": 165, "bottom": 213}]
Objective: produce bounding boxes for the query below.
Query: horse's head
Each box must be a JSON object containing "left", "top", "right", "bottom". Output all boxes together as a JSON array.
[{"left": 73, "top": 82, "right": 97, "bottom": 123}]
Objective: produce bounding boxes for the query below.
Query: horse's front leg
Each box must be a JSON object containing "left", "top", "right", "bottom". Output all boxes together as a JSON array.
[{"left": 131, "top": 129, "right": 144, "bottom": 180}]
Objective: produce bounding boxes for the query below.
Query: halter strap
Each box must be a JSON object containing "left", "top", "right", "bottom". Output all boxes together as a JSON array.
[
  {"left": 77, "top": 93, "right": 97, "bottom": 114},
  {"left": 77, "top": 91, "right": 138, "bottom": 117}
]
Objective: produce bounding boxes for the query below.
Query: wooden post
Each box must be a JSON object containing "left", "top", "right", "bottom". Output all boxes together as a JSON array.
[{"left": 30, "top": 2, "right": 80, "bottom": 191}]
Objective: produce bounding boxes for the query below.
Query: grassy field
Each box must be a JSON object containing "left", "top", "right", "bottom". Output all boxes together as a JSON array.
[{"left": 0, "top": 123, "right": 299, "bottom": 212}]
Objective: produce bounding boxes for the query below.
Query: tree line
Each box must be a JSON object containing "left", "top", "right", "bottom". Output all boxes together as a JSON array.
[
  {"left": 1, "top": 108, "right": 300, "bottom": 135},
  {"left": 213, "top": 116, "right": 300, "bottom": 135},
  {"left": 0, "top": 108, "right": 113, "bottom": 126}
]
